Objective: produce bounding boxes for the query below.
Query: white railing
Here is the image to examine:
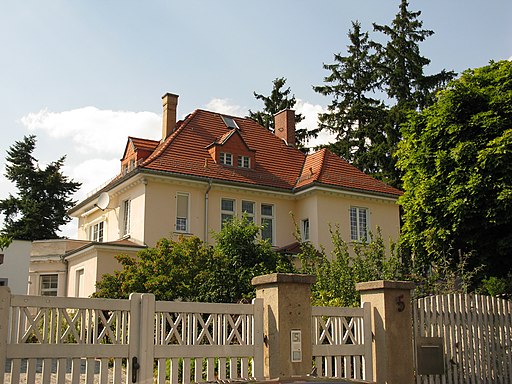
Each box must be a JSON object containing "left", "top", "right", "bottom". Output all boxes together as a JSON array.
[{"left": 311, "top": 302, "right": 373, "bottom": 381}]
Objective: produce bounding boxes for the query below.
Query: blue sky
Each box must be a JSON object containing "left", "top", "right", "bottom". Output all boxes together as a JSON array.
[{"left": 1, "top": 0, "right": 511, "bottom": 237}]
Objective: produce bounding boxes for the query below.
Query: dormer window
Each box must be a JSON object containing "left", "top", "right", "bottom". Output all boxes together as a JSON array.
[
  {"left": 220, "top": 152, "right": 233, "bottom": 166},
  {"left": 238, "top": 155, "right": 250, "bottom": 168}
]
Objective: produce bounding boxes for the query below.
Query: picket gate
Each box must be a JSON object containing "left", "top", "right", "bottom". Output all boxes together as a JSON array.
[
  {"left": 413, "top": 293, "right": 512, "bottom": 384},
  {"left": 312, "top": 302, "right": 373, "bottom": 381}
]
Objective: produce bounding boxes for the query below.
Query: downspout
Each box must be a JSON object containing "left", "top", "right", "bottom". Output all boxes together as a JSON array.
[{"left": 204, "top": 179, "right": 213, "bottom": 244}]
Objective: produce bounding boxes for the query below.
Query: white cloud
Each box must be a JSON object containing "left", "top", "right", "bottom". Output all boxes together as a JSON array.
[
  {"left": 66, "top": 158, "right": 120, "bottom": 200},
  {"left": 294, "top": 99, "right": 336, "bottom": 149},
  {"left": 204, "top": 99, "right": 248, "bottom": 116},
  {"left": 21, "top": 107, "right": 161, "bottom": 156}
]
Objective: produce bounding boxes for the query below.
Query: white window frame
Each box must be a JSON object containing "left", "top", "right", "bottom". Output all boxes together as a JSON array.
[
  {"left": 220, "top": 152, "right": 233, "bottom": 166},
  {"left": 261, "top": 203, "right": 275, "bottom": 245},
  {"left": 75, "top": 268, "right": 85, "bottom": 297},
  {"left": 176, "top": 192, "right": 189, "bottom": 233},
  {"left": 122, "top": 199, "right": 131, "bottom": 237},
  {"left": 242, "top": 200, "right": 255, "bottom": 223},
  {"left": 40, "top": 274, "right": 58, "bottom": 296},
  {"left": 301, "top": 218, "right": 310, "bottom": 241},
  {"left": 237, "top": 155, "right": 250, "bottom": 168},
  {"left": 221, "top": 198, "right": 236, "bottom": 227},
  {"left": 350, "top": 206, "right": 369, "bottom": 242},
  {"left": 89, "top": 220, "right": 105, "bottom": 242}
]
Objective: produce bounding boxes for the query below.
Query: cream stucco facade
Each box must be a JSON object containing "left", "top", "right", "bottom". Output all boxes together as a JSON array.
[{"left": 74, "top": 172, "right": 400, "bottom": 257}]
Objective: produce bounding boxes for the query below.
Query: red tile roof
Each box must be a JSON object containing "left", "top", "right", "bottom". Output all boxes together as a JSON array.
[{"left": 129, "top": 109, "right": 401, "bottom": 198}]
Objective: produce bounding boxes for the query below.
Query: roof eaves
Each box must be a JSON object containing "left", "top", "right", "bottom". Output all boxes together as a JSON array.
[
  {"left": 293, "top": 180, "right": 402, "bottom": 200},
  {"left": 64, "top": 240, "right": 147, "bottom": 259}
]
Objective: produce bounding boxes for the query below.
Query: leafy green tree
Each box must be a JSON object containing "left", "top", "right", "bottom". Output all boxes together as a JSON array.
[
  {"left": 0, "top": 235, "right": 12, "bottom": 251},
  {"left": 0, "top": 135, "right": 81, "bottom": 240},
  {"left": 201, "top": 216, "right": 293, "bottom": 302},
  {"left": 248, "top": 77, "right": 319, "bottom": 150},
  {"left": 95, "top": 216, "right": 293, "bottom": 302},
  {"left": 94, "top": 236, "right": 211, "bottom": 301},
  {"left": 297, "top": 226, "right": 405, "bottom": 307},
  {"left": 397, "top": 60, "right": 512, "bottom": 280},
  {"left": 314, "top": 21, "right": 388, "bottom": 175}
]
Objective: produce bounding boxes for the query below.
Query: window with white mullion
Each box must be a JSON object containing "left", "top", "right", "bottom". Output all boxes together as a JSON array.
[
  {"left": 350, "top": 206, "right": 369, "bottom": 242},
  {"left": 122, "top": 199, "right": 131, "bottom": 236},
  {"left": 220, "top": 152, "right": 233, "bottom": 166},
  {"left": 238, "top": 156, "right": 250, "bottom": 168},
  {"left": 89, "top": 221, "right": 105, "bottom": 242},
  {"left": 301, "top": 218, "right": 310, "bottom": 241},
  {"left": 176, "top": 193, "right": 189, "bottom": 232},
  {"left": 261, "top": 203, "right": 274, "bottom": 244},
  {"left": 242, "top": 200, "right": 255, "bottom": 222},
  {"left": 40, "top": 274, "right": 58, "bottom": 296},
  {"left": 221, "top": 198, "right": 235, "bottom": 227}
]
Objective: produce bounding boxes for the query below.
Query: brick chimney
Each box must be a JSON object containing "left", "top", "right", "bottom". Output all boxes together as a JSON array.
[
  {"left": 274, "top": 109, "right": 296, "bottom": 147},
  {"left": 162, "top": 93, "right": 179, "bottom": 141}
]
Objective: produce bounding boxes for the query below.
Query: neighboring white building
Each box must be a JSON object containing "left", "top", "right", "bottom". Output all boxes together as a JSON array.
[{"left": 0, "top": 240, "right": 32, "bottom": 294}]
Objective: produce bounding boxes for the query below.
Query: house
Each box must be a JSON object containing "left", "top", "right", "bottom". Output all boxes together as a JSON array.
[
  {"left": 27, "top": 238, "right": 144, "bottom": 297},
  {"left": 71, "top": 93, "right": 401, "bottom": 251},
  {"left": 0, "top": 239, "right": 32, "bottom": 294},
  {"left": 30, "top": 92, "right": 402, "bottom": 297}
]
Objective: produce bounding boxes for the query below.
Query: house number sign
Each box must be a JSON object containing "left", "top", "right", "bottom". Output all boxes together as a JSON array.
[{"left": 396, "top": 294, "right": 405, "bottom": 312}]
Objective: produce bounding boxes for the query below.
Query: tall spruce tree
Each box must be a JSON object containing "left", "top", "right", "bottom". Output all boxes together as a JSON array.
[
  {"left": 313, "top": 21, "right": 387, "bottom": 175},
  {"left": 371, "top": 0, "right": 455, "bottom": 186},
  {"left": 0, "top": 135, "right": 81, "bottom": 240},
  {"left": 315, "top": 1, "right": 454, "bottom": 188},
  {"left": 248, "top": 77, "right": 318, "bottom": 150}
]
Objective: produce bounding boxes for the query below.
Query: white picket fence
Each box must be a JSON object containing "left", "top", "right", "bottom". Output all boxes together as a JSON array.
[
  {"left": 312, "top": 302, "right": 373, "bottom": 381},
  {"left": 0, "top": 287, "right": 373, "bottom": 383},
  {"left": 414, "top": 294, "right": 512, "bottom": 384}
]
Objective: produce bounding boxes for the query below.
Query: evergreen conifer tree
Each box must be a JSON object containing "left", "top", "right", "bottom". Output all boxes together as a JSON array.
[
  {"left": 248, "top": 77, "right": 319, "bottom": 151},
  {"left": 0, "top": 135, "right": 81, "bottom": 240},
  {"left": 314, "top": 21, "right": 387, "bottom": 175},
  {"left": 371, "top": 0, "right": 455, "bottom": 186}
]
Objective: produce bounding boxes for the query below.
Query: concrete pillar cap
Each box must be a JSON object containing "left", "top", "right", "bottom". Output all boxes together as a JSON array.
[
  {"left": 356, "top": 280, "right": 416, "bottom": 292},
  {"left": 251, "top": 273, "right": 316, "bottom": 287}
]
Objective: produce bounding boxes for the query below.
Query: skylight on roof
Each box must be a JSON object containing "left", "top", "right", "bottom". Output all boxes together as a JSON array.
[{"left": 221, "top": 116, "right": 239, "bottom": 129}]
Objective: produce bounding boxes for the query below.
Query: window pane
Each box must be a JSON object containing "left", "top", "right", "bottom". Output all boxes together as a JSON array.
[
  {"left": 177, "top": 194, "right": 188, "bottom": 217},
  {"left": 176, "top": 218, "right": 187, "bottom": 232},
  {"left": 302, "top": 219, "right": 310, "bottom": 241},
  {"left": 41, "top": 274, "right": 58, "bottom": 296},
  {"left": 261, "top": 204, "right": 273, "bottom": 216},
  {"left": 261, "top": 218, "right": 273, "bottom": 242},
  {"left": 242, "top": 201, "right": 254, "bottom": 215},
  {"left": 359, "top": 209, "right": 368, "bottom": 241},
  {"left": 98, "top": 222, "right": 104, "bottom": 242},
  {"left": 350, "top": 207, "right": 358, "bottom": 241},
  {"left": 221, "top": 199, "right": 234, "bottom": 212},
  {"left": 176, "top": 193, "right": 189, "bottom": 232},
  {"left": 123, "top": 200, "right": 131, "bottom": 236}
]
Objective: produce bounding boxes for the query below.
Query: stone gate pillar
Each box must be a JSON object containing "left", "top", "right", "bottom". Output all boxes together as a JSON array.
[
  {"left": 356, "top": 280, "right": 415, "bottom": 384},
  {"left": 252, "top": 273, "right": 315, "bottom": 379}
]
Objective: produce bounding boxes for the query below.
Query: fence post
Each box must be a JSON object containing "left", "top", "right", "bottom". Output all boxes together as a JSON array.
[
  {"left": 356, "top": 280, "right": 415, "bottom": 384},
  {"left": 128, "top": 293, "right": 142, "bottom": 384},
  {"left": 139, "top": 294, "right": 155, "bottom": 384},
  {"left": 252, "top": 273, "right": 316, "bottom": 380},
  {"left": 0, "top": 286, "right": 11, "bottom": 381}
]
